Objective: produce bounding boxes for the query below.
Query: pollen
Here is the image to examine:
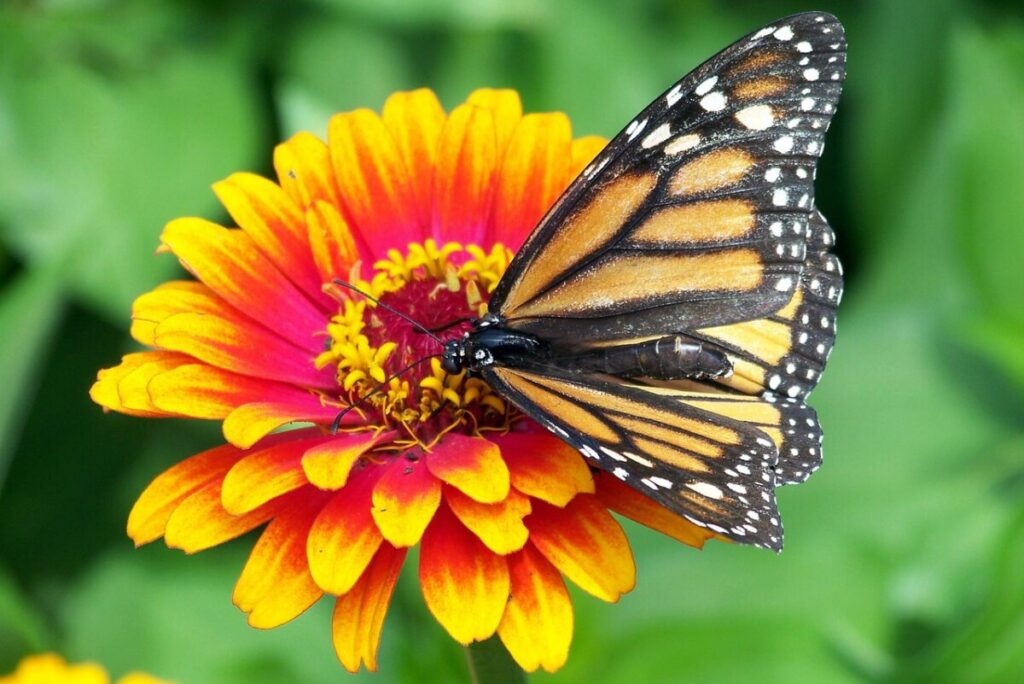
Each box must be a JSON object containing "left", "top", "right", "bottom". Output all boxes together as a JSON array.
[{"left": 319, "top": 240, "right": 512, "bottom": 437}]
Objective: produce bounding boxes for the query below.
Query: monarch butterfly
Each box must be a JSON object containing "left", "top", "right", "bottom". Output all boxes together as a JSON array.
[{"left": 436, "top": 12, "right": 845, "bottom": 551}]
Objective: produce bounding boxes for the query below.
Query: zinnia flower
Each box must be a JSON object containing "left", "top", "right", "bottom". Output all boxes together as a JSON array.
[
  {"left": 0, "top": 653, "right": 172, "bottom": 684},
  {"left": 91, "top": 88, "right": 717, "bottom": 673}
]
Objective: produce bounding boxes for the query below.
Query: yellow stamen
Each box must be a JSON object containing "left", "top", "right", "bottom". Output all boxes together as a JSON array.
[{"left": 320, "top": 240, "right": 513, "bottom": 432}]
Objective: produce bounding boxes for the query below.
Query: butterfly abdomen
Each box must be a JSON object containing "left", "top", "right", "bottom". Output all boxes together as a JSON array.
[{"left": 561, "top": 335, "right": 732, "bottom": 380}]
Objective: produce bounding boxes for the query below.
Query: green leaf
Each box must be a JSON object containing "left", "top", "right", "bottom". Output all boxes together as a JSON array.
[
  {"left": 0, "top": 5, "right": 266, "bottom": 322},
  {"left": 62, "top": 549, "right": 371, "bottom": 684},
  {"left": 277, "top": 21, "right": 410, "bottom": 136},
  {"left": 894, "top": 507, "right": 1024, "bottom": 684},
  {"left": 0, "top": 266, "right": 64, "bottom": 494},
  {"left": 950, "top": 26, "right": 1024, "bottom": 325},
  {"left": 848, "top": 0, "right": 956, "bottom": 248},
  {"left": 0, "top": 565, "right": 51, "bottom": 672}
]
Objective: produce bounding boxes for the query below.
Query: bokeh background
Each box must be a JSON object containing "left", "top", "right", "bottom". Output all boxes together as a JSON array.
[{"left": 2, "top": 0, "right": 1023, "bottom": 682}]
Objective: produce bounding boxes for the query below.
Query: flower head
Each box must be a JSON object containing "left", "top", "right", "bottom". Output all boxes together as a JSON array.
[
  {"left": 91, "top": 88, "right": 716, "bottom": 673},
  {"left": 0, "top": 653, "right": 172, "bottom": 684}
]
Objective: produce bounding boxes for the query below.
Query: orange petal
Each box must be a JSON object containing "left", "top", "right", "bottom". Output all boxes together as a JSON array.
[
  {"left": 445, "top": 486, "right": 530, "bottom": 555},
  {"left": 497, "top": 432, "right": 594, "bottom": 507},
  {"left": 595, "top": 471, "right": 715, "bottom": 548},
  {"left": 466, "top": 88, "right": 522, "bottom": 157},
  {"left": 307, "top": 468, "right": 384, "bottom": 594},
  {"left": 426, "top": 434, "right": 509, "bottom": 504},
  {"left": 431, "top": 103, "right": 497, "bottom": 245},
  {"left": 153, "top": 311, "right": 334, "bottom": 389},
  {"left": 147, "top": 363, "right": 301, "bottom": 420},
  {"left": 527, "top": 495, "right": 636, "bottom": 602},
  {"left": 328, "top": 109, "right": 419, "bottom": 259},
  {"left": 419, "top": 504, "right": 509, "bottom": 644},
  {"left": 497, "top": 543, "right": 573, "bottom": 673},
  {"left": 491, "top": 113, "right": 572, "bottom": 247},
  {"left": 234, "top": 493, "right": 328, "bottom": 628},
  {"left": 332, "top": 543, "right": 407, "bottom": 673},
  {"left": 90, "top": 351, "right": 191, "bottom": 417},
  {"left": 164, "top": 479, "right": 283, "bottom": 554},
  {"left": 274, "top": 131, "right": 342, "bottom": 210},
  {"left": 221, "top": 436, "right": 328, "bottom": 514},
  {"left": 130, "top": 280, "right": 212, "bottom": 346},
  {"left": 160, "top": 218, "right": 325, "bottom": 352},
  {"left": 306, "top": 200, "right": 359, "bottom": 286},
  {"left": 127, "top": 442, "right": 244, "bottom": 546},
  {"left": 382, "top": 88, "right": 446, "bottom": 233},
  {"left": 213, "top": 173, "right": 322, "bottom": 301},
  {"left": 302, "top": 431, "right": 390, "bottom": 490},
  {"left": 222, "top": 397, "right": 340, "bottom": 449},
  {"left": 371, "top": 456, "right": 442, "bottom": 547},
  {"left": 569, "top": 135, "right": 608, "bottom": 179}
]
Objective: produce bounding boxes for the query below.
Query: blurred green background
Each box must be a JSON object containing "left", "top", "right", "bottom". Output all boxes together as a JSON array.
[{"left": 2, "top": 0, "right": 1023, "bottom": 682}]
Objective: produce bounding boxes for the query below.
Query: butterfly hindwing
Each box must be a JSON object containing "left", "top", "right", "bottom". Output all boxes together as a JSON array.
[
  {"left": 686, "top": 207, "right": 842, "bottom": 400},
  {"left": 490, "top": 12, "right": 847, "bottom": 348},
  {"left": 483, "top": 365, "right": 787, "bottom": 550}
]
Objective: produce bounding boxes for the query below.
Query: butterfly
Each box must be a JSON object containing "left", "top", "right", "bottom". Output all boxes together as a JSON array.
[{"left": 439, "top": 11, "right": 846, "bottom": 551}]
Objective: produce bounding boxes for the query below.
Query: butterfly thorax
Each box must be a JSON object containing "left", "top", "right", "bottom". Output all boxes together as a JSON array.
[{"left": 441, "top": 322, "right": 549, "bottom": 374}]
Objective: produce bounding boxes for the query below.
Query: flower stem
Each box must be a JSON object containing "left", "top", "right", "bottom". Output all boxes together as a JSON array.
[{"left": 465, "top": 638, "right": 526, "bottom": 684}]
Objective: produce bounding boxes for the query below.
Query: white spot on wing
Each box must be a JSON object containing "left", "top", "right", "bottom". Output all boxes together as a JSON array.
[
  {"left": 773, "top": 135, "right": 794, "bottom": 153},
  {"left": 664, "top": 133, "right": 700, "bottom": 155},
  {"left": 773, "top": 26, "right": 794, "bottom": 41},
  {"left": 700, "top": 91, "right": 727, "bottom": 112},
  {"left": 641, "top": 123, "right": 672, "bottom": 149},
  {"left": 804, "top": 68, "right": 820, "bottom": 81},
  {"left": 687, "top": 481, "right": 724, "bottom": 500},
  {"left": 695, "top": 76, "right": 718, "bottom": 96},
  {"left": 735, "top": 104, "right": 774, "bottom": 130},
  {"left": 665, "top": 84, "right": 683, "bottom": 107}
]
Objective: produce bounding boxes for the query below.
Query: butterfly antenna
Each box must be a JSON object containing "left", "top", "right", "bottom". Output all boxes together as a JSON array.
[
  {"left": 330, "top": 354, "right": 439, "bottom": 434},
  {"left": 330, "top": 279, "right": 445, "bottom": 347}
]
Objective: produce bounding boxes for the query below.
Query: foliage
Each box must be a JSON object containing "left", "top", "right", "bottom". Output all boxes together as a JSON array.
[{"left": 1, "top": 0, "right": 1022, "bottom": 681}]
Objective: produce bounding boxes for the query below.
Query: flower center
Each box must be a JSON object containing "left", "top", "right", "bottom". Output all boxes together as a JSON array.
[{"left": 317, "top": 240, "right": 515, "bottom": 443}]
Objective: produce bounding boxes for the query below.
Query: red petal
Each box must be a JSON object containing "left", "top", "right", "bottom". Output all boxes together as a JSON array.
[
  {"left": 370, "top": 455, "right": 442, "bottom": 547},
  {"left": 332, "top": 543, "right": 407, "bottom": 673},
  {"left": 221, "top": 436, "right": 330, "bottom": 514},
  {"left": 307, "top": 467, "right": 384, "bottom": 594},
  {"left": 127, "top": 442, "right": 244, "bottom": 546},
  {"left": 491, "top": 113, "right": 572, "bottom": 248},
  {"left": 164, "top": 479, "right": 283, "bottom": 554},
  {"left": 382, "top": 88, "right": 446, "bottom": 236},
  {"left": 445, "top": 486, "right": 530, "bottom": 555},
  {"left": 160, "top": 218, "right": 325, "bottom": 353},
  {"left": 426, "top": 434, "right": 509, "bottom": 504},
  {"left": 302, "top": 431, "right": 391, "bottom": 490},
  {"left": 222, "top": 397, "right": 341, "bottom": 449},
  {"left": 419, "top": 504, "right": 509, "bottom": 644},
  {"left": 234, "top": 492, "right": 329, "bottom": 628},
  {"left": 273, "top": 131, "right": 342, "bottom": 211},
  {"left": 213, "top": 173, "right": 325, "bottom": 305},
  {"left": 527, "top": 495, "right": 636, "bottom": 602},
  {"left": 91, "top": 351, "right": 192, "bottom": 417},
  {"left": 495, "top": 431, "right": 594, "bottom": 507},
  {"left": 430, "top": 103, "right": 497, "bottom": 245},
  {"left": 497, "top": 544, "right": 573, "bottom": 673},
  {"left": 328, "top": 109, "right": 419, "bottom": 260}
]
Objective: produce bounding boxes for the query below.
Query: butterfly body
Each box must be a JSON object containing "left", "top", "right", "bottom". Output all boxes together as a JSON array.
[{"left": 444, "top": 12, "right": 846, "bottom": 551}]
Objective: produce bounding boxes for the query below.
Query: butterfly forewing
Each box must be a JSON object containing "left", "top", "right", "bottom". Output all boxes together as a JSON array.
[
  {"left": 490, "top": 12, "right": 846, "bottom": 348},
  {"left": 484, "top": 366, "right": 786, "bottom": 550}
]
